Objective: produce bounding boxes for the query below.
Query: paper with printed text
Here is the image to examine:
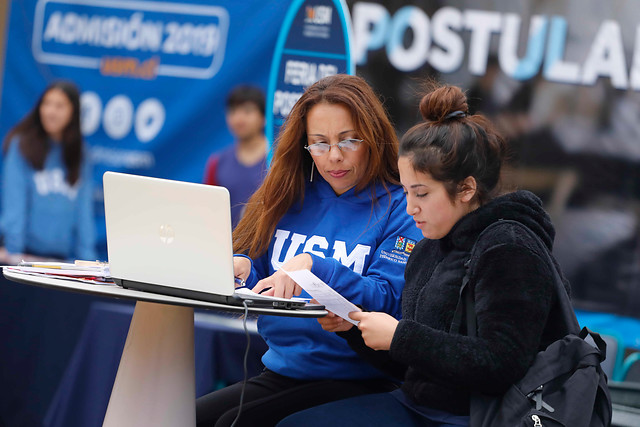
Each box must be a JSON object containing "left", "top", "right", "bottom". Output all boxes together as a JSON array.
[{"left": 283, "top": 269, "right": 361, "bottom": 325}]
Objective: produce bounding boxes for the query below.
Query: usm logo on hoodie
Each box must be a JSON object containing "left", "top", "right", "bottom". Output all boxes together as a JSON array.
[{"left": 271, "top": 229, "right": 371, "bottom": 274}]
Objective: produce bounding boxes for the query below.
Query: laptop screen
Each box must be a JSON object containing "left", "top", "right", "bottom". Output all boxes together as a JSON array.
[{"left": 103, "top": 172, "right": 235, "bottom": 297}]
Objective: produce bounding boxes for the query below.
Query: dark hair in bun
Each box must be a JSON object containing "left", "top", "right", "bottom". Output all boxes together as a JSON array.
[
  {"left": 399, "top": 80, "right": 507, "bottom": 205},
  {"left": 419, "top": 84, "right": 469, "bottom": 123}
]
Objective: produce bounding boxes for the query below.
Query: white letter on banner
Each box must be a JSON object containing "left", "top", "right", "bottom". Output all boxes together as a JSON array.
[
  {"left": 303, "top": 236, "right": 328, "bottom": 258},
  {"left": 465, "top": 9, "right": 502, "bottom": 76},
  {"left": 273, "top": 91, "right": 302, "bottom": 117},
  {"left": 284, "top": 61, "right": 300, "bottom": 85},
  {"left": 630, "top": 26, "right": 640, "bottom": 90},
  {"left": 318, "top": 63, "right": 338, "bottom": 79},
  {"left": 200, "top": 24, "right": 219, "bottom": 56},
  {"left": 77, "top": 16, "right": 102, "bottom": 45},
  {"left": 136, "top": 20, "right": 162, "bottom": 52},
  {"left": 101, "top": 17, "right": 114, "bottom": 47},
  {"left": 582, "top": 20, "right": 628, "bottom": 89},
  {"left": 306, "top": 63, "right": 319, "bottom": 85},
  {"left": 430, "top": 7, "right": 464, "bottom": 73},
  {"left": 352, "top": 2, "right": 390, "bottom": 65},
  {"left": 124, "top": 12, "right": 143, "bottom": 51},
  {"left": 499, "top": 14, "right": 547, "bottom": 80},
  {"left": 386, "top": 6, "right": 430, "bottom": 72},
  {"left": 73, "top": 14, "right": 88, "bottom": 44},
  {"left": 332, "top": 241, "right": 370, "bottom": 275},
  {"left": 284, "top": 60, "right": 318, "bottom": 86},
  {"left": 43, "top": 11, "right": 62, "bottom": 42},
  {"left": 60, "top": 12, "right": 78, "bottom": 44},
  {"left": 543, "top": 16, "right": 580, "bottom": 84},
  {"left": 102, "top": 17, "right": 125, "bottom": 48}
]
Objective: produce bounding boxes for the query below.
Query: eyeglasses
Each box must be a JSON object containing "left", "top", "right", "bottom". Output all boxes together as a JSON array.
[{"left": 304, "top": 139, "right": 364, "bottom": 156}]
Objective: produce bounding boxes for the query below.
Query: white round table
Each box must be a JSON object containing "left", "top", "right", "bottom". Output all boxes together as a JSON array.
[{"left": 3, "top": 270, "right": 326, "bottom": 427}]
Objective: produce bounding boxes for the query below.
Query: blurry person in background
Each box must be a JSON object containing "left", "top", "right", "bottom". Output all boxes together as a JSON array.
[
  {"left": 0, "top": 80, "right": 96, "bottom": 264},
  {"left": 203, "top": 85, "right": 268, "bottom": 228}
]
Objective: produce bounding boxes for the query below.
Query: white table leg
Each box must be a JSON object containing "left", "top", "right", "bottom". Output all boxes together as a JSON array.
[{"left": 103, "top": 301, "right": 195, "bottom": 427}]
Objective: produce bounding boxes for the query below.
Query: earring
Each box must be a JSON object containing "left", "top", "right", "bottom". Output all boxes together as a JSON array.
[{"left": 310, "top": 162, "right": 315, "bottom": 182}]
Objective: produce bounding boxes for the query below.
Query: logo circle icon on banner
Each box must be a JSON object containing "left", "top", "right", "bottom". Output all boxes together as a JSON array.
[
  {"left": 103, "top": 95, "right": 134, "bottom": 140},
  {"left": 80, "top": 91, "right": 103, "bottom": 136},
  {"left": 80, "top": 93, "right": 166, "bottom": 142},
  {"left": 135, "top": 98, "right": 166, "bottom": 143}
]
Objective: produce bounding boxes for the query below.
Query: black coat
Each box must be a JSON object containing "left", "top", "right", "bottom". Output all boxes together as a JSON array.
[{"left": 340, "top": 191, "right": 571, "bottom": 415}]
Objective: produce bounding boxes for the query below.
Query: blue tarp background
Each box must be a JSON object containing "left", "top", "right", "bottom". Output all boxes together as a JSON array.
[{"left": 0, "top": 0, "right": 292, "bottom": 260}]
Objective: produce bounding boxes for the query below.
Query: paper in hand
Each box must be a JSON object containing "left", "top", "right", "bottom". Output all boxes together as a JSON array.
[{"left": 283, "top": 269, "right": 361, "bottom": 325}]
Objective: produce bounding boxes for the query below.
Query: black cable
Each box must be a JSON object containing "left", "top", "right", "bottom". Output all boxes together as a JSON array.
[{"left": 230, "top": 300, "right": 251, "bottom": 427}]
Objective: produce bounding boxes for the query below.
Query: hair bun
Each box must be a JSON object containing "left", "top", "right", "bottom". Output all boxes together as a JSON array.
[{"left": 419, "top": 85, "right": 469, "bottom": 123}]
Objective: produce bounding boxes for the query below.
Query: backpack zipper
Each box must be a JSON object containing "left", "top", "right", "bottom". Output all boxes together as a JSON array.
[{"left": 531, "top": 414, "right": 542, "bottom": 426}]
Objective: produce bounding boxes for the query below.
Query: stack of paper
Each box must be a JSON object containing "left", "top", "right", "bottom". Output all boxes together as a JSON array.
[{"left": 3, "top": 260, "right": 113, "bottom": 285}]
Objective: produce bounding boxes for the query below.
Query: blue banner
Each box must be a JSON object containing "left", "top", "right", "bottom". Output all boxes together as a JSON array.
[
  {"left": 1, "top": 0, "right": 295, "bottom": 258},
  {"left": 266, "top": 0, "right": 354, "bottom": 161}
]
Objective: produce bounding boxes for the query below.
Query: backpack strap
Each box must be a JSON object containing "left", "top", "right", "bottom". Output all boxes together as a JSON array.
[
  {"left": 449, "top": 220, "right": 505, "bottom": 335},
  {"left": 450, "top": 219, "right": 580, "bottom": 337},
  {"left": 449, "top": 258, "right": 474, "bottom": 335},
  {"left": 579, "top": 326, "right": 608, "bottom": 359}
]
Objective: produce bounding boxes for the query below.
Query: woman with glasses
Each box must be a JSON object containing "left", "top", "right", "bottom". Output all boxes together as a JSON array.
[{"left": 196, "top": 74, "right": 422, "bottom": 427}]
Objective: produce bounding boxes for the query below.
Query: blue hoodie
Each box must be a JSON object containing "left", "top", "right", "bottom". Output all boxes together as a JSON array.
[
  {"left": 1, "top": 137, "right": 96, "bottom": 260},
  {"left": 243, "top": 176, "right": 422, "bottom": 380}
]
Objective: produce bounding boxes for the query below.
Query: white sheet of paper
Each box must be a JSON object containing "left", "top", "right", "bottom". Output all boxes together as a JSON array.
[{"left": 283, "top": 269, "right": 361, "bottom": 325}]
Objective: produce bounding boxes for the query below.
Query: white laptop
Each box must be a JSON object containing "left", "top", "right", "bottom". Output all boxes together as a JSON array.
[{"left": 102, "top": 171, "right": 310, "bottom": 309}]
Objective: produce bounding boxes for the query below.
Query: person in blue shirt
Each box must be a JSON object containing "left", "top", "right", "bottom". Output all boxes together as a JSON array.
[
  {"left": 195, "top": 74, "right": 423, "bottom": 427},
  {"left": 0, "top": 81, "right": 96, "bottom": 263},
  {"left": 203, "top": 85, "right": 268, "bottom": 228}
]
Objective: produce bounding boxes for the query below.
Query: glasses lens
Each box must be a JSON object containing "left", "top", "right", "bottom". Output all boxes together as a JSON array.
[
  {"left": 308, "top": 143, "right": 330, "bottom": 156},
  {"left": 338, "top": 139, "right": 362, "bottom": 151}
]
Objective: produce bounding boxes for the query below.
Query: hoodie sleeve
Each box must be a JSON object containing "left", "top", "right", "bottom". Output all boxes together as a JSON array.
[
  {"left": 234, "top": 252, "right": 270, "bottom": 288},
  {"left": 309, "top": 195, "right": 420, "bottom": 318},
  {"left": 1, "top": 139, "right": 30, "bottom": 254},
  {"left": 73, "top": 150, "right": 97, "bottom": 260}
]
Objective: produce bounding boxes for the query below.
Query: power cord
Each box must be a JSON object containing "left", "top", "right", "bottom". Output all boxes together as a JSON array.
[{"left": 230, "top": 300, "right": 252, "bottom": 427}]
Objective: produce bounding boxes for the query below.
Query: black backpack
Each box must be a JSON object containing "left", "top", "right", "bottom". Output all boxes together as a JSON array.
[{"left": 451, "top": 219, "right": 613, "bottom": 427}]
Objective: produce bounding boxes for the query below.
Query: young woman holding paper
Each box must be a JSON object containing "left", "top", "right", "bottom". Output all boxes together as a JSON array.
[
  {"left": 0, "top": 81, "right": 96, "bottom": 263},
  {"left": 277, "top": 82, "right": 571, "bottom": 426},
  {"left": 195, "top": 74, "right": 422, "bottom": 427}
]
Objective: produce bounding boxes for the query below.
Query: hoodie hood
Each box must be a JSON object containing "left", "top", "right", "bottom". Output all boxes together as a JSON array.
[
  {"left": 309, "top": 174, "right": 401, "bottom": 205},
  {"left": 444, "top": 190, "right": 554, "bottom": 251}
]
